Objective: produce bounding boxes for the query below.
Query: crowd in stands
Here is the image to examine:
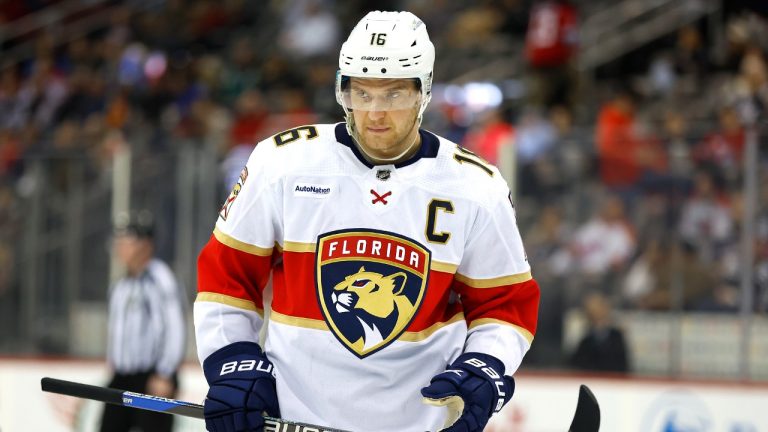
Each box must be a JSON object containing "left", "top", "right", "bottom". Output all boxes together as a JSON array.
[{"left": 0, "top": 0, "right": 767, "bottom": 366}]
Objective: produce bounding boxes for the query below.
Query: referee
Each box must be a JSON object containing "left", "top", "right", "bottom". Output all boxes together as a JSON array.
[{"left": 101, "top": 211, "right": 187, "bottom": 432}]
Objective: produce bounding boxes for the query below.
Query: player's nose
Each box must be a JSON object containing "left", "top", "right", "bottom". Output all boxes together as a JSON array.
[{"left": 366, "top": 109, "right": 387, "bottom": 121}]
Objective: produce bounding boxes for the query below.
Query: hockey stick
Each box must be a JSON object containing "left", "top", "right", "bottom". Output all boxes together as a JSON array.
[
  {"left": 568, "top": 384, "right": 600, "bottom": 432},
  {"left": 40, "top": 377, "right": 349, "bottom": 432},
  {"left": 42, "top": 377, "right": 599, "bottom": 432}
]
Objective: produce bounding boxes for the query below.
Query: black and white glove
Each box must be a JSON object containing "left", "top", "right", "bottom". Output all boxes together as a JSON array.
[
  {"left": 202, "top": 341, "right": 280, "bottom": 432},
  {"left": 421, "top": 353, "right": 514, "bottom": 432}
]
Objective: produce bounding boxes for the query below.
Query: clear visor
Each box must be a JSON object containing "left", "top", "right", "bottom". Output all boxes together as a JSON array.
[{"left": 341, "top": 79, "right": 422, "bottom": 111}]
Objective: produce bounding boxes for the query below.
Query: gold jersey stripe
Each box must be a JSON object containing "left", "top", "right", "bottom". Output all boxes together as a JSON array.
[
  {"left": 431, "top": 261, "right": 459, "bottom": 273},
  {"left": 213, "top": 227, "right": 273, "bottom": 256},
  {"left": 196, "top": 292, "right": 264, "bottom": 315},
  {"left": 468, "top": 318, "right": 534, "bottom": 343},
  {"left": 454, "top": 270, "right": 532, "bottom": 288},
  {"left": 282, "top": 241, "right": 316, "bottom": 253},
  {"left": 270, "top": 310, "right": 465, "bottom": 342},
  {"left": 270, "top": 310, "right": 329, "bottom": 331},
  {"left": 398, "top": 312, "right": 465, "bottom": 342}
]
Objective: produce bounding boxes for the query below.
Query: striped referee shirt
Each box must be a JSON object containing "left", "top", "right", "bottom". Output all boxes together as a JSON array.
[{"left": 107, "top": 258, "right": 187, "bottom": 377}]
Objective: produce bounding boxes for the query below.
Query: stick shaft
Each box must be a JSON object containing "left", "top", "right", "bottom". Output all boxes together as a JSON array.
[
  {"left": 41, "top": 377, "right": 349, "bottom": 432},
  {"left": 42, "top": 377, "right": 203, "bottom": 418}
]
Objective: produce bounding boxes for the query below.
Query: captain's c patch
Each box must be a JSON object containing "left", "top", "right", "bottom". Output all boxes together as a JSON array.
[
  {"left": 316, "top": 229, "right": 431, "bottom": 358},
  {"left": 219, "top": 166, "right": 248, "bottom": 221}
]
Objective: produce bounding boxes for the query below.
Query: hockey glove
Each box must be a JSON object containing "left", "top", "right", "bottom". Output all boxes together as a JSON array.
[
  {"left": 202, "top": 341, "right": 279, "bottom": 432},
  {"left": 421, "top": 353, "right": 514, "bottom": 432}
]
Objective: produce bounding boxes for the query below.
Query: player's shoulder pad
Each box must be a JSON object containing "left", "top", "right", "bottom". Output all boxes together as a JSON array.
[
  {"left": 248, "top": 123, "right": 338, "bottom": 174},
  {"left": 433, "top": 135, "right": 511, "bottom": 205},
  {"left": 254, "top": 123, "right": 336, "bottom": 153}
]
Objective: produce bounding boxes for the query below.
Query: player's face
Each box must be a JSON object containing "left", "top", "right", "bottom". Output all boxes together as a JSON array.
[{"left": 348, "top": 78, "right": 421, "bottom": 160}]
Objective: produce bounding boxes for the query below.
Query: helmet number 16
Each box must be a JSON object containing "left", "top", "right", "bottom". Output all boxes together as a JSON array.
[{"left": 370, "top": 33, "right": 387, "bottom": 46}]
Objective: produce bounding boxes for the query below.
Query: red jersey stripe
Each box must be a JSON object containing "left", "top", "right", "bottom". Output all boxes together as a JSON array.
[
  {"left": 197, "top": 234, "right": 277, "bottom": 307},
  {"left": 452, "top": 278, "right": 539, "bottom": 338},
  {"left": 271, "top": 250, "right": 462, "bottom": 332}
]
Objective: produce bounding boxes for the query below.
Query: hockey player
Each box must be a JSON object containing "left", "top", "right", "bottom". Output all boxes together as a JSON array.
[{"left": 195, "top": 10, "right": 539, "bottom": 432}]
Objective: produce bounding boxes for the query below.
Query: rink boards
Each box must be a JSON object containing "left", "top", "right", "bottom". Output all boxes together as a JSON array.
[{"left": 0, "top": 359, "right": 766, "bottom": 432}]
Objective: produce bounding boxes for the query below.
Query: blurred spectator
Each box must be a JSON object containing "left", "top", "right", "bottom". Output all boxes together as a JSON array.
[
  {"left": 630, "top": 240, "right": 719, "bottom": 310},
  {"left": 595, "top": 90, "right": 641, "bottom": 195},
  {"left": 551, "top": 104, "right": 592, "bottom": 192},
  {"left": 218, "top": 36, "right": 261, "bottom": 106},
  {"left": 515, "top": 108, "right": 558, "bottom": 198},
  {"left": 526, "top": 204, "right": 573, "bottom": 276},
  {"left": 186, "top": 0, "right": 235, "bottom": 49},
  {"left": 695, "top": 278, "right": 741, "bottom": 313},
  {"left": 461, "top": 107, "right": 514, "bottom": 165},
  {"left": 446, "top": 3, "right": 504, "bottom": 50},
  {"left": 693, "top": 106, "right": 745, "bottom": 186},
  {"left": 678, "top": 170, "right": 734, "bottom": 263},
  {"left": 569, "top": 292, "right": 629, "bottom": 373},
  {"left": 634, "top": 131, "right": 669, "bottom": 196},
  {"left": 10, "top": 56, "right": 68, "bottom": 130},
  {"left": 524, "top": 0, "right": 579, "bottom": 109},
  {"left": 622, "top": 238, "right": 666, "bottom": 307},
  {"left": 661, "top": 110, "right": 695, "bottom": 182},
  {"left": 647, "top": 52, "right": 677, "bottom": 98},
  {"left": 219, "top": 90, "right": 265, "bottom": 192},
  {"left": 673, "top": 25, "right": 709, "bottom": 82},
  {"left": 0, "top": 66, "right": 21, "bottom": 129},
  {"left": 563, "top": 194, "right": 636, "bottom": 287},
  {"left": 104, "top": 90, "right": 131, "bottom": 130},
  {"left": 738, "top": 46, "right": 768, "bottom": 112},
  {"left": 54, "top": 66, "right": 107, "bottom": 123},
  {"left": 229, "top": 90, "right": 268, "bottom": 148},
  {"left": 279, "top": 0, "right": 340, "bottom": 59},
  {"left": 264, "top": 87, "right": 318, "bottom": 137},
  {"left": 0, "top": 128, "right": 22, "bottom": 179},
  {"left": 571, "top": 196, "right": 636, "bottom": 274}
]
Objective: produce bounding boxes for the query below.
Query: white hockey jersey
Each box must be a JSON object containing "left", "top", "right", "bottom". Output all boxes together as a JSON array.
[{"left": 195, "top": 123, "right": 540, "bottom": 432}]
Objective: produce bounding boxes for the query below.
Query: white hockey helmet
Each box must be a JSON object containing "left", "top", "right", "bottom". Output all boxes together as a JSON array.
[{"left": 336, "top": 11, "right": 435, "bottom": 130}]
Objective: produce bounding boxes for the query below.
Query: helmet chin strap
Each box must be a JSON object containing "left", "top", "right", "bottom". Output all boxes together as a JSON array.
[{"left": 346, "top": 114, "right": 422, "bottom": 165}]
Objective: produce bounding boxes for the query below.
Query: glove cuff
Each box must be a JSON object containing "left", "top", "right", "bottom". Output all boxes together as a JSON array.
[
  {"left": 450, "top": 352, "right": 507, "bottom": 379},
  {"left": 203, "top": 341, "right": 268, "bottom": 384}
]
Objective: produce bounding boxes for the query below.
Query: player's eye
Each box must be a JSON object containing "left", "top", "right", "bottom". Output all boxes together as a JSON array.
[
  {"left": 352, "top": 279, "right": 369, "bottom": 287},
  {"left": 386, "top": 91, "right": 402, "bottom": 99}
]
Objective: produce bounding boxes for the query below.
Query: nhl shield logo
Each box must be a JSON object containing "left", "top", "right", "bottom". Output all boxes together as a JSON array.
[{"left": 316, "top": 229, "right": 431, "bottom": 358}]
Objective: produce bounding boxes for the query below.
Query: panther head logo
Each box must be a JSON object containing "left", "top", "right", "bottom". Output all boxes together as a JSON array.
[
  {"left": 316, "top": 230, "right": 430, "bottom": 358},
  {"left": 332, "top": 267, "right": 415, "bottom": 351}
]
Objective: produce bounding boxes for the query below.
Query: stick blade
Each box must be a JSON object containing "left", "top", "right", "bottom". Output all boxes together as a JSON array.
[{"left": 568, "top": 384, "right": 600, "bottom": 432}]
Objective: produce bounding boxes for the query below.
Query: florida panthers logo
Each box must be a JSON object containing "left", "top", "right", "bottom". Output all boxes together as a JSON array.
[{"left": 316, "top": 229, "right": 430, "bottom": 358}]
